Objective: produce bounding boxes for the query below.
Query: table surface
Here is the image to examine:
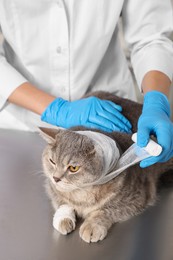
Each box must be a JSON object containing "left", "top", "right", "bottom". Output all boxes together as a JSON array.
[{"left": 0, "top": 130, "right": 173, "bottom": 260}]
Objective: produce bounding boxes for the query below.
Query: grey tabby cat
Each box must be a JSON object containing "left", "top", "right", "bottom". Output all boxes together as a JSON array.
[{"left": 40, "top": 91, "right": 173, "bottom": 243}]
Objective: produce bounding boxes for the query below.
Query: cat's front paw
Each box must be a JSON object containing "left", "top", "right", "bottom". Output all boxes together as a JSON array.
[
  {"left": 54, "top": 217, "right": 75, "bottom": 235},
  {"left": 53, "top": 205, "right": 76, "bottom": 235},
  {"left": 79, "top": 222, "right": 107, "bottom": 243}
]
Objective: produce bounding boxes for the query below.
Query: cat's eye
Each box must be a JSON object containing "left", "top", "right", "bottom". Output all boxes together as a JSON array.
[
  {"left": 49, "top": 158, "right": 56, "bottom": 165},
  {"left": 68, "top": 165, "right": 80, "bottom": 173}
]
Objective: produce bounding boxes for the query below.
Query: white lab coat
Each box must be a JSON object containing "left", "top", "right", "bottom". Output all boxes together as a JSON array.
[{"left": 0, "top": 0, "right": 173, "bottom": 131}]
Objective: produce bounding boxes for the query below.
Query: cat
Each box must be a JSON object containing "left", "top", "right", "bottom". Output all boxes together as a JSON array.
[{"left": 40, "top": 91, "right": 173, "bottom": 243}]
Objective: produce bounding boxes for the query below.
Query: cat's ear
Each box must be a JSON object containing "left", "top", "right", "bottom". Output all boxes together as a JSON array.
[
  {"left": 82, "top": 137, "right": 96, "bottom": 156},
  {"left": 39, "top": 127, "right": 58, "bottom": 144},
  {"left": 85, "top": 144, "right": 96, "bottom": 156}
]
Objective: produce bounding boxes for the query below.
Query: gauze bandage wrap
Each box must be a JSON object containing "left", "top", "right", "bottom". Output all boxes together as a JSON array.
[
  {"left": 53, "top": 205, "right": 76, "bottom": 232},
  {"left": 55, "top": 130, "right": 162, "bottom": 190},
  {"left": 75, "top": 131, "right": 162, "bottom": 186},
  {"left": 77, "top": 130, "right": 120, "bottom": 177}
]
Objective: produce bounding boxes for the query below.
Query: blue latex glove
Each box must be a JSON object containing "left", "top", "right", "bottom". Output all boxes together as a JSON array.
[
  {"left": 41, "top": 96, "right": 132, "bottom": 133},
  {"left": 137, "top": 90, "right": 173, "bottom": 168}
]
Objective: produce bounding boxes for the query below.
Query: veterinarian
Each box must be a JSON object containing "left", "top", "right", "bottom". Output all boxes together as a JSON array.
[{"left": 0, "top": 1, "right": 173, "bottom": 167}]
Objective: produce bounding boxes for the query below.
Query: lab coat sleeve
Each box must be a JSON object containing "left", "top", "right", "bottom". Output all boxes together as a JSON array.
[
  {"left": 0, "top": 27, "right": 27, "bottom": 110},
  {"left": 122, "top": 0, "right": 173, "bottom": 91}
]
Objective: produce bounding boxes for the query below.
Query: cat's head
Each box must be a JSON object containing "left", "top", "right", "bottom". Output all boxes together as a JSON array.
[{"left": 40, "top": 128, "right": 105, "bottom": 190}]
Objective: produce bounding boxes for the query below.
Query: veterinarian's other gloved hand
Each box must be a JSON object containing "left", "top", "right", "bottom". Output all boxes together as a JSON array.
[
  {"left": 137, "top": 90, "right": 173, "bottom": 168},
  {"left": 41, "top": 96, "right": 132, "bottom": 133}
]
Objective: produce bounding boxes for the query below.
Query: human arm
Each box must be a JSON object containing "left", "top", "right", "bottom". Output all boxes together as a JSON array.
[
  {"left": 0, "top": 29, "right": 132, "bottom": 132},
  {"left": 7, "top": 81, "right": 132, "bottom": 133},
  {"left": 137, "top": 71, "right": 173, "bottom": 167},
  {"left": 141, "top": 70, "right": 171, "bottom": 97},
  {"left": 8, "top": 82, "right": 56, "bottom": 115},
  {"left": 122, "top": 0, "right": 173, "bottom": 166},
  {"left": 122, "top": 0, "right": 173, "bottom": 91}
]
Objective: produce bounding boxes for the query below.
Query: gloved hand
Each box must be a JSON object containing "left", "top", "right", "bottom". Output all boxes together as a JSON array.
[
  {"left": 41, "top": 96, "right": 132, "bottom": 133},
  {"left": 137, "top": 90, "right": 173, "bottom": 168}
]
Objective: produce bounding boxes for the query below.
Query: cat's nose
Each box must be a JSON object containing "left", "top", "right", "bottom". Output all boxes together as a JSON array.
[{"left": 53, "top": 176, "right": 61, "bottom": 183}]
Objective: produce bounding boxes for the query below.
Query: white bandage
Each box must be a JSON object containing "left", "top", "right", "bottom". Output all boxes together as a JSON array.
[
  {"left": 77, "top": 130, "right": 120, "bottom": 175},
  {"left": 52, "top": 129, "right": 162, "bottom": 189},
  {"left": 53, "top": 205, "right": 76, "bottom": 231}
]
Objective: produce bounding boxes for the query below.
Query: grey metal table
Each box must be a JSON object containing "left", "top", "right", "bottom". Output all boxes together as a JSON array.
[{"left": 0, "top": 130, "right": 173, "bottom": 260}]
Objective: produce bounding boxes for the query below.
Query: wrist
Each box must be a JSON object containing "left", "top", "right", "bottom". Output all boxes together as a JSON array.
[
  {"left": 8, "top": 82, "right": 56, "bottom": 115},
  {"left": 41, "top": 97, "right": 67, "bottom": 126},
  {"left": 142, "top": 71, "right": 171, "bottom": 98},
  {"left": 143, "top": 90, "right": 171, "bottom": 118}
]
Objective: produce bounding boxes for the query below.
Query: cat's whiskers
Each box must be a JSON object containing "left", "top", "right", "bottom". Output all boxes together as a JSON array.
[{"left": 30, "top": 169, "right": 46, "bottom": 179}]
